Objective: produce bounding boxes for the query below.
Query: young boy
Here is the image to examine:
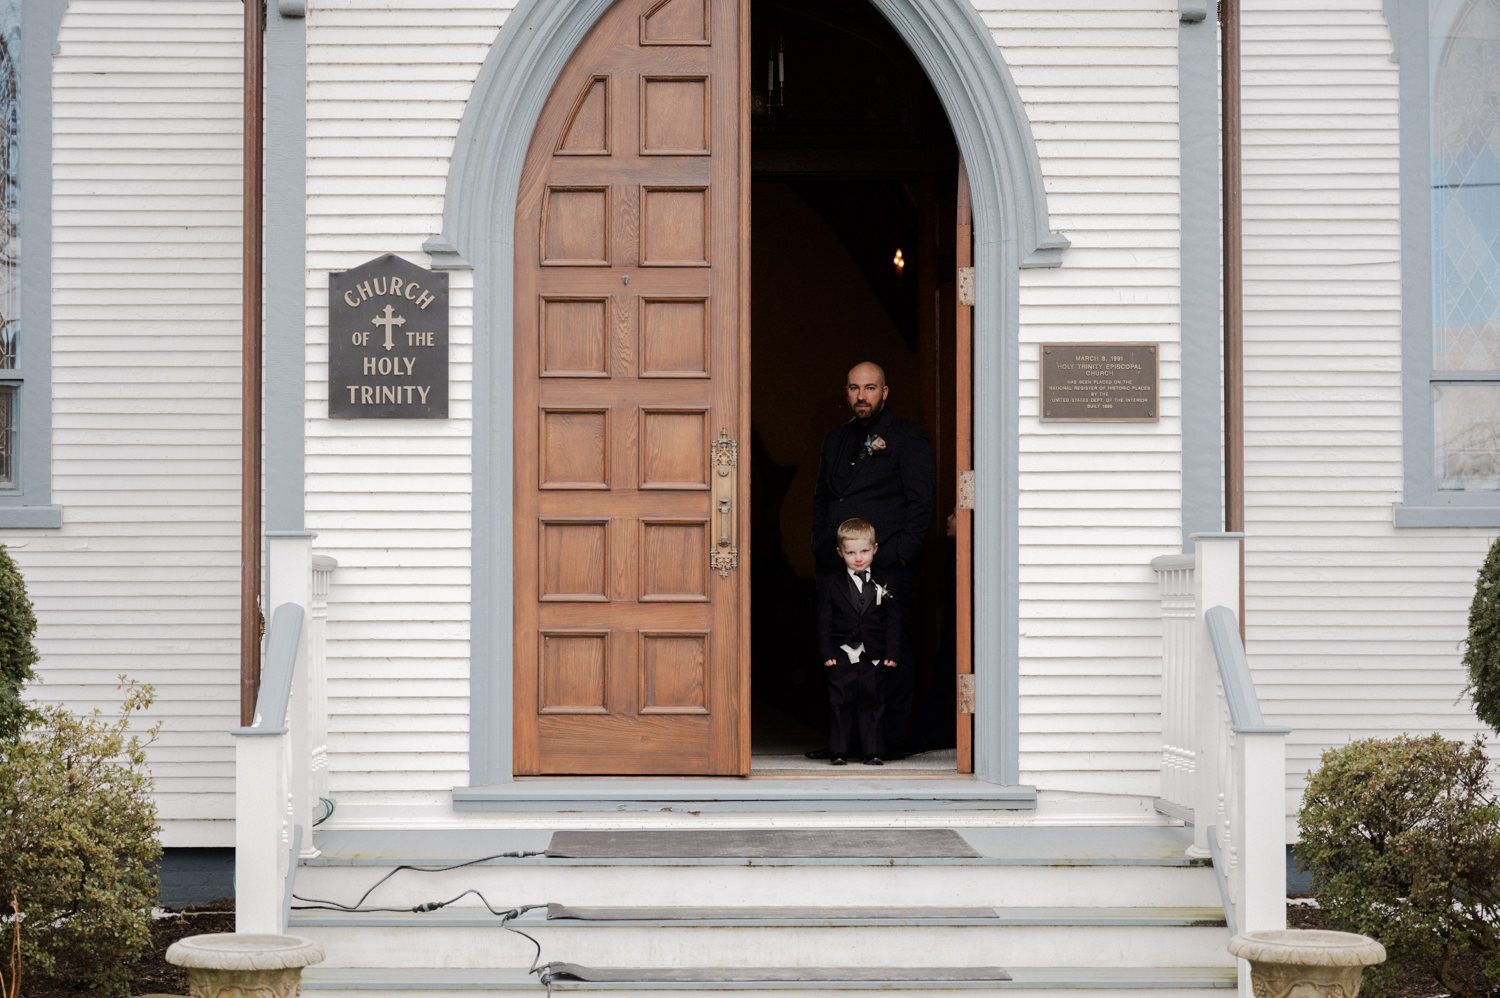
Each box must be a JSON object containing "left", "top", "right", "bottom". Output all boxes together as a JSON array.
[{"left": 816, "top": 517, "right": 901, "bottom": 766}]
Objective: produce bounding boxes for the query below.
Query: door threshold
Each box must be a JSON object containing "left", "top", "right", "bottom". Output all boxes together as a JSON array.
[{"left": 452, "top": 776, "right": 1036, "bottom": 813}]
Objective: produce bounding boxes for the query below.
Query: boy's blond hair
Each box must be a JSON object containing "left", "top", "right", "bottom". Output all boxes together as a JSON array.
[{"left": 835, "top": 517, "right": 877, "bottom": 548}]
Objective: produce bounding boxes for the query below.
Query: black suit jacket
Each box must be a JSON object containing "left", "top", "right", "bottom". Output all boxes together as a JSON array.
[
  {"left": 817, "top": 570, "right": 902, "bottom": 665},
  {"left": 811, "top": 408, "right": 935, "bottom": 572}
]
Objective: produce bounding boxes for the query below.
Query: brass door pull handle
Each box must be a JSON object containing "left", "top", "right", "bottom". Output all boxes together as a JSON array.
[
  {"left": 710, "top": 428, "right": 738, "bottom": 577},
  {"left": 717, "top": 497, "right": 733, "bottom": 548}
]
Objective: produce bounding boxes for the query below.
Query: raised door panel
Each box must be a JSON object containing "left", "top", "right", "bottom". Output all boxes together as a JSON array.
[
  {"left": 640, "top": 0, "right": 710, "bottom": 46},
  {"left": 514, "top": 0, "right": 744, "bottom": 776},
  {"left": 556, "top": 77, "right": 611, "bottom": 155}
]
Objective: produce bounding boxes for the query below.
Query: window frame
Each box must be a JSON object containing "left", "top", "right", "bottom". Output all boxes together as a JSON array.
[
  {"left": 1395, "top": 0, "right": 1500, "bottom": 526},
  {"left": 0, "top": 0, "right": 62, "bottom": 528}
]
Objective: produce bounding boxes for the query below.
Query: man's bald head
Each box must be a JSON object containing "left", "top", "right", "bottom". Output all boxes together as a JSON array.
[
  {"left": 846, "top": 361, "right": 887, "bottom": 389},
  {"left": 845, "top": 361, "right": 890, "bottom": 421}
]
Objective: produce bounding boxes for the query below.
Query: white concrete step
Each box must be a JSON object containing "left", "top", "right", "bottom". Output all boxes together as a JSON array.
[
  {"left": 290, "top": 907, "right": 1232, "bottom": 970},
  {"left": 300, "top": 965, "right": 1238, "bottom": 995},
  {"left": 294, "top": 860, "right": 1221, "bottom": 910},
  {"left": 296, "top": 826, "right": 1221, "bottom": 912},
  {"left": 293, "top": 824, "right": 1233, "bottom": 995}
]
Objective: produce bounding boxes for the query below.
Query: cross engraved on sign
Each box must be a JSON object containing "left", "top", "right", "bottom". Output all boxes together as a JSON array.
[{"left": 372, "top": 305, "right": 406, "bottom": 352}]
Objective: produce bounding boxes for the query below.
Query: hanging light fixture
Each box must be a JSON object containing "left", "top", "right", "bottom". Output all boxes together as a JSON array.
[
  {"left": 768, "top": 36, "right": 785, "bottom": 109},
  {"left": 754, "top": 35, "right": 785, "bottom": 116},
  {"left": 892, "top": 248, "right": 906, "bottom": 275}
]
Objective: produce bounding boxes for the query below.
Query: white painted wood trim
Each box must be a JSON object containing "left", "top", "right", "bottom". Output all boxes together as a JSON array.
[{"left": 234, "top": 735, "right": 285, "bottom": 934}]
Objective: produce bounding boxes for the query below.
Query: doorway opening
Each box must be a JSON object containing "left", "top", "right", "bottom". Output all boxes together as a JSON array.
[{"left": 748, "top": 0, "right": 962, "bottom": 772}]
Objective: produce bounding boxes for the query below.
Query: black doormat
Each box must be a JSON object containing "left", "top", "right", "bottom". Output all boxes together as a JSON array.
[
  {"left": 541, "top": 963, "right": 1011, "bottom": 984},
  {"left": 543, "top": 828, "right": 978, "bottom": 859}
]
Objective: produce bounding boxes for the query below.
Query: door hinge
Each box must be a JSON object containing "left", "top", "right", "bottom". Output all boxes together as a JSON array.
[
  {"left": 958, "top": 267, "right": 976, "bottom": 306},
  {"left": 957, "top": 674, "right": 976, "bottom": 715},
  {"left": 958, "top": 470, "right": 975, "bottom": 509}
]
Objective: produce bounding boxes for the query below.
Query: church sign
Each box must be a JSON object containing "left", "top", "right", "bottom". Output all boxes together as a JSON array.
[
  {"left": 328, "top": 254, "right": 449, "bottom": 418},
  {"left": 1039, "top": 343, "right": 1159, "bottom": 422}
]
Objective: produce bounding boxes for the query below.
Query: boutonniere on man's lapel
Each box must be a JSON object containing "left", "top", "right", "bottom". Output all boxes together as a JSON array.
[
  {"left": 873, "top": 581, "right": 894, "bottom": 605},
  {"left": 863, "top": 434, "right": 887, "bottom": 458}
]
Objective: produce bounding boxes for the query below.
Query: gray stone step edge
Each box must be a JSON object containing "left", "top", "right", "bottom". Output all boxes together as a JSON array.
[
  {"left": 300, "top": 966, "right": 1239, "bottom": 991},
  {"left": 300, "top": 855, "right": 1211, "bottom": 869},
  {"left": 288, "top": 906, "right": 1228, "bottom": 929},
  {"left": 305, "top": 826, "right": 1203, "bottom": 869}
]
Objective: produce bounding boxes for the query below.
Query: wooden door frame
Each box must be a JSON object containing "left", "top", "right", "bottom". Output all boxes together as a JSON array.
[
  {"left": 431, "top": 0, "right": 1066, "bottom": 791},
  {"left": 955, "top": 162, "right": 974, "bottom": 773}
]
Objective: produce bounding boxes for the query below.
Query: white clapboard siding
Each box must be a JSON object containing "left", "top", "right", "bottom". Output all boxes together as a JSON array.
[
  {"left": 0, "top": 1, "right": 243, "bottom": 847},
  {"left": 1240, "top": 0, "right": 1494, "bottom": 833},
  {"left": 307, "top": 0, "right": 507, "bottom": 809},
  {"left": 979, "top": 2, "right": 1183, "bottom": 796}
]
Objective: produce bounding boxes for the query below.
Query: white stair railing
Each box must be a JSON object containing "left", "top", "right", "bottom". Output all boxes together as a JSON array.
[
  {"left": 1153, "top": 533, "right": 1290, "bottom": 948},
  {"left": 1204, "top": 603, "right": 1290, "bottom": 936},
  {"left": 308, "top": 554, "right": 337, "bottom": 849},
  {"left": 1149, "top": 551, "right": 1196, "bottom": 818},
  {"left": 231, "top": 550, "right": 336, "bottom": 932}
]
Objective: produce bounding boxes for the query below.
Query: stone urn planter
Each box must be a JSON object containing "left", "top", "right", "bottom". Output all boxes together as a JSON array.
[
  {"left": 1228, "top": 928, "right": 1386, "bottom": 997},
  {"left": 164, "top": 933, "right": 324, "bottom": 998}
]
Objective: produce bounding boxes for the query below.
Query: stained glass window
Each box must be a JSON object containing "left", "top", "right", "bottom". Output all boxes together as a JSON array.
[{"left": 1431, "top": 0, "right": 1500, "bottom": 491}]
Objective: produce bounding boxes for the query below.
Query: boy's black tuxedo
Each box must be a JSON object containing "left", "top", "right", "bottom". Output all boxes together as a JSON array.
[
  {"left": 817, "top": 569, "right": 902, "bottom": 665},
  {"left": 817, "top": 569, "right": 903, "bottom": 758}
]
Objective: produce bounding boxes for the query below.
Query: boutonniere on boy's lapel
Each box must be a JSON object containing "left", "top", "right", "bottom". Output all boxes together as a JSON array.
[
  {"left": 873, "top": 581, "right": 894, "bottom": 605},
  {"left": 863, "top": 434, "right": 887, "bottom": 458}
]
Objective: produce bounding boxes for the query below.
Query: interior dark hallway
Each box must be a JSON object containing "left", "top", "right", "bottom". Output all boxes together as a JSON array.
[{"left": 748, "top": 0, "right": 960, "bottom": 764}]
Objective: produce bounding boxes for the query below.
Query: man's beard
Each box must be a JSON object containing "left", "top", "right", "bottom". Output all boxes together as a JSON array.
[{"left": 853, "top": 399, "right": 884, "bottom": 422}]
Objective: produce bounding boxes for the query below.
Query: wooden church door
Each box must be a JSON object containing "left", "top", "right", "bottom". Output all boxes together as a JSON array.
[{"left": 513, "top": 0, "right": 749, "bottom": 775}]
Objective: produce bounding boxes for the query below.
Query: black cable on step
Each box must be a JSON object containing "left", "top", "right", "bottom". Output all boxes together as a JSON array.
[
  {"left": 498, "top": 903, "right": 550, "bottom": 989},
  {"left": 288, "top": 854, "right": 557, "bottom": 990},
  {"left": 289, "top": 850, "right": 545, "bottom": 912}
]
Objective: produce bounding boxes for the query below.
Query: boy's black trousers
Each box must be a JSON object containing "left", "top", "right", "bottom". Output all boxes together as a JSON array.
[{"left": 827, "top": 658, "right": 885, "bottom": 757}]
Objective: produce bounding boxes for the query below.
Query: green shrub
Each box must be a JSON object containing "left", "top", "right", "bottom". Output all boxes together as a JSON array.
[
  {"left": 0, "top": 543, "right": 38, "bottom": 743},
  {"left": 1299, "top": 734, "right": 1500, "bottom": 996},
  {"left": 0, "top": 679, "right": 161, "bottom": 996},
  {"left": 1466, "top": 535, "right": 1500, "bottom": 734}
]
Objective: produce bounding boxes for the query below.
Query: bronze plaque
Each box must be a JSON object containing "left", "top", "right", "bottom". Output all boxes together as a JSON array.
[{"left": 1040, "top": 343, "right": 1159, "bottom": 422}]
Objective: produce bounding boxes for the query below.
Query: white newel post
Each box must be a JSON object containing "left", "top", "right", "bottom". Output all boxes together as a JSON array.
[
  {"left": 1240, "top": 728, "right": 1287, "bottom": 931},
  {"left": 1191, "top": 533, "right": 1242, "bottom": 859},
  {"left": 268, "top": 532, "right": 315, "bottom": 860},
  {"left": 234, "top": 735, "right": 284, "bottom": 934}
]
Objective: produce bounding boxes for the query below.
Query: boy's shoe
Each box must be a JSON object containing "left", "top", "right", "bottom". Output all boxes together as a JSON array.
[
  {"left": 829, "top": 754, "right": 847, "bottom": 766},
  {"left": 862, "top": 755, "right": 884, "bottom": 766}
]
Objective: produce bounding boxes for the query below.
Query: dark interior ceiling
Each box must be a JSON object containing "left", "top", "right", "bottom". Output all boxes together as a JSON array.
[{"left": 751, "top": 0, "right": 956, "bottom": 344}]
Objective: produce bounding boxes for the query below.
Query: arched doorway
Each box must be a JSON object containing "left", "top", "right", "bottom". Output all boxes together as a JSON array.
[{"left": 433, "top": 0, "right": 1064, "bottom": 789}]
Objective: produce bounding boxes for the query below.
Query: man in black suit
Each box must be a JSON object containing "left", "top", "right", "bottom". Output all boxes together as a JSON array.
[
  {"left": 817, "top": 518, "right": 901, "bottom": 766},
  {"left": 811, "top": 361, "right": 935, "bottom": 756}
]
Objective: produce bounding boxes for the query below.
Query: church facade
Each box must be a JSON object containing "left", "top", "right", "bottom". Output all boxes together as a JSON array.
[{"left": 2, "top": 0, "right": 1496, "bottom": 860}]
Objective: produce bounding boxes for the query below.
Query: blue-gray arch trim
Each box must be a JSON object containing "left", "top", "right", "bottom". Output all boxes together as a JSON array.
[{"left": 430, "top": 0, "right": 1067, "bottom": 789}]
